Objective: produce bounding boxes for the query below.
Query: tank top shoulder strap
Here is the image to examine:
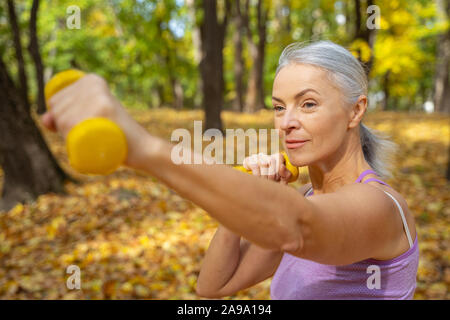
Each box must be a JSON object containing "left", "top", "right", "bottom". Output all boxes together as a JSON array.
[
  {"left": 357, "top": 169, "right": 393, "bottom": 189},
  {"left": 363, "top": 178, "right": 392, "bottom": 189},
  {"left": 305, "top": 169, "right": 390, "bottom": 196},
  {"left": 355, "top": 169, "right": 377, "bottom": 183},
  {"left": 357, "top": 170, "right": 412, "bottom": 247},
  {"left": 381, "top": 190, "right": 414, "bottom": 248}
]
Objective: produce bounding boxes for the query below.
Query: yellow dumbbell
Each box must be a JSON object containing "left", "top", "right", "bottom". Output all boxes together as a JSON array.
[
  {"left": 233, "top": 151, "right": 299, "bottom": 183},
  {"left": 45, "top": 69, "right": 128, "bottom": 175}
]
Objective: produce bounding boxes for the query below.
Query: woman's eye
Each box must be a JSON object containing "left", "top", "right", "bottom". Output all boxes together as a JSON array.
[
  {"left": 303, "top": 102, "right": 316, "bottom": 109},
  {"left": 273, "top": 105, "right": 285, "bottom": 111}
]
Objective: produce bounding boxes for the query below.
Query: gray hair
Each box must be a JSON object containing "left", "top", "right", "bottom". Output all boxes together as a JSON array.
[{"left": 276, "top": 40, "right": 397, "bottom": 179}]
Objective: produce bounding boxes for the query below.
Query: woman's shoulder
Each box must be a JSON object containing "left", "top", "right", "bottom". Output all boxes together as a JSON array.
[
  {"left": 343, "top": 181, "right": 417, "bottom": 256},
  {"left": 361, "top": 181, "right": 410, "bottom": 217},
  {"left": 365, "top": 182, "right": 416, "bottom": 240},
  {"left": 298, "top": 179, "right": 412, "bottom": 224}
]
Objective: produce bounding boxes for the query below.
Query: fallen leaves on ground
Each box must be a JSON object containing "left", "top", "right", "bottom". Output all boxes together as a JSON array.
[{"left": 0, "top": 110, "right": 448, "bottom": 299}]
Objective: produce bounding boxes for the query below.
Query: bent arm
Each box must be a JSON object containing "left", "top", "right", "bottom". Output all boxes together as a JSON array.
[
  {"left": 196, "top": 225, "right": 282, "bottom": 298},
  {"left": 196, "top": 183, "right": 313, "bottom": 298}
]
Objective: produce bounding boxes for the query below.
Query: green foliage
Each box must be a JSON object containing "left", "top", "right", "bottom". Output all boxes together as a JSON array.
[
  {"left": 2, "top": 0, "right": 446, "bottom": 112},
  {"left": 369, "top": 0, "right": 442, "bottom": 110}
]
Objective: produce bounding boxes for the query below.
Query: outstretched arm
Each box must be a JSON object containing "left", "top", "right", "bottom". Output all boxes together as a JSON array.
[{"left": 42, "top": 73, "right": 310, "bottom": 253}]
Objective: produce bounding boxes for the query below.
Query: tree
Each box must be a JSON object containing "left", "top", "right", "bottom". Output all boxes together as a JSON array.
[
  {"left": 244, "top": 0, "right": 269, "bottom": 113},
  {"left": 447, "top": 144, "right": 450, "bottom": 181},
  {"left": 370, "top": 0, "right": 432, "bottom": 111},
  {"left": 432, "top": 0, "right": 450, "bottom": 181},
  {"left": 433, "top": 0, "right": 450, "bottom": 114},
  {"left": 352, "top": 0, "right": 377, "bottom": 76},
  {"left": 186, "top": 0, "right": 203, "bottom": 109},
  {"left": 0, "top": 0, "right": 71, "bottom": 211},
  {"left": 155, "top": 15, "right": 184, "bottom": 110},
  {"left": 198, "top": 0, "right": 232, "bottom": 132},
  {"left": 232, "top": 0, "right": 245, "bottom": 112}
]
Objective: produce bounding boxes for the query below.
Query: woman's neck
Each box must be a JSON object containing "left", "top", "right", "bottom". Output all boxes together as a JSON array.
[{"left": 307, "top": 141, "right": 372, "bottom": 195}]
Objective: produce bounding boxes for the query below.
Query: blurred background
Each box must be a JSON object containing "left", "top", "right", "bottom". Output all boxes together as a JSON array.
[{"left": 0, "top": 0, "right": 448, "bottom": 299}]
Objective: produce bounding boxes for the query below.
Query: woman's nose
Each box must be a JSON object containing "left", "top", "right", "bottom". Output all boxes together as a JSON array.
[{"left": 280, "top": 108, "right": 301, "bottom": 131}]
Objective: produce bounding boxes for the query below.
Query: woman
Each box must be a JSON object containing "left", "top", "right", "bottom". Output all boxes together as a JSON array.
[{"left": 42, "top": 40, "right": 419, "bottom": 300}]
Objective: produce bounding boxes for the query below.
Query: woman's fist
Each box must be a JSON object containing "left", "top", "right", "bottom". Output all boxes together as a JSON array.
[
  {"left": 40, "top": 73, "right": 150, "bottom": 171},
  {"left": 242, "top": 153, "right": 293, "bottom": 184},
  {"left": 43, "top": 74, "right": 117, "bottom": 137}
]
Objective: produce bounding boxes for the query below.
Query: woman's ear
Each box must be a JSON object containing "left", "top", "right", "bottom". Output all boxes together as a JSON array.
[{"left": 348, "top": 95, "right": 367, "bottom": 129}]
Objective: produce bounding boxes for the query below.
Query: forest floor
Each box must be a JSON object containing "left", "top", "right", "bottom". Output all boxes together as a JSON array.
[{"left": 0, "top": 109, "right": 448, "bottom": 299}]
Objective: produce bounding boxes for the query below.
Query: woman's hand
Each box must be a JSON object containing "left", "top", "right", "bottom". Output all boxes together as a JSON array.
[
  {"left": 40, "top": 73, "right": 151, "bottom": 170},
  {"left": 242, "top": 152, "right": 293, "bottom": 184}
]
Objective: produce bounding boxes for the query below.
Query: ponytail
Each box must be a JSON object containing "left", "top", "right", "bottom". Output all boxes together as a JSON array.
[{"left": 359, "top": 123, "right": 398, "bottom": 179}]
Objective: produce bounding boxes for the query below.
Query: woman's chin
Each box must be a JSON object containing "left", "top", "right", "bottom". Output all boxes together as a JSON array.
[
  {"left": 288, "top": 156, "right": 308, "bottom": 168},
  {"left": 288, "top": 153, "right": 315, "bottom": 167}
]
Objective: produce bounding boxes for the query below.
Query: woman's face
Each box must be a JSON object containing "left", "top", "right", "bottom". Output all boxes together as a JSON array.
[{"left": 272, "top": 63, "right": 352, "bottom": 167}]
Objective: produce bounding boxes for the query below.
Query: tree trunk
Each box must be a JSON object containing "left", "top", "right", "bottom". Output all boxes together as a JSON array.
[
  {"left": 354, "top": 0, "right": 362, "bottom": 37},
  {"left": 433, "top": 0, "right": 450, "bottom": 114},
  {"left": 155, "top": 82, "right": 166, "bottom": 108},
  {"left": 353, "top": 0, "right": 376, "bottom": 77},
  {"left": 446, "top": 144, "right": 450, "bottom": 181},
  {"left": 381, "top": 70, "right": 390, "bottom": 111},
  {"left": 0, "top": 0, "right": 71, "bottom": 211},
  {"left": 232, "top": 0, "right": 244, "bottom": 112},
  {"left": 186, "top": 0, "right": 203, "bottom": 110},
  {"left": 172, "top": 79, "right": 184, "bottom": 110},
  {"left": 433, "top": 0, "right": 450, "bottom": 181},
  {"left": 0, "top": 60, "right": 69, "bottom": 211},
  {"left": 155, "top": 16, "right": 185, "bottom": 111},
  {"left": 244, "top": 0, "right": 267, "bottom": 113},
  {"left": 28, "top": 0, "right": 46, "bottom": 114},
  {"left": 7, "top": 0, "right": 28, "bottom": 99},
  {"left": 199, "top": 0, "right": 231, "bottom": 132}
]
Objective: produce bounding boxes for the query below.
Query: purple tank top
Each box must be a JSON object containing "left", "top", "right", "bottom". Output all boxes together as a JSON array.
[{"left": 270, "top": 169, "right": 419, "bottom": 300}]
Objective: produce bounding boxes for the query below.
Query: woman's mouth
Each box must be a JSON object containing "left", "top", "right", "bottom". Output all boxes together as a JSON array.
[{"left": 285, "top": 139, "right": 309, "bottom": 149}]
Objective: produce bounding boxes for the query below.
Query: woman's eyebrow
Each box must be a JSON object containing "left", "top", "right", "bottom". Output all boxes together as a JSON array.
[{"left": 272, "top": 88, "right": 320, "bottom": 103}]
